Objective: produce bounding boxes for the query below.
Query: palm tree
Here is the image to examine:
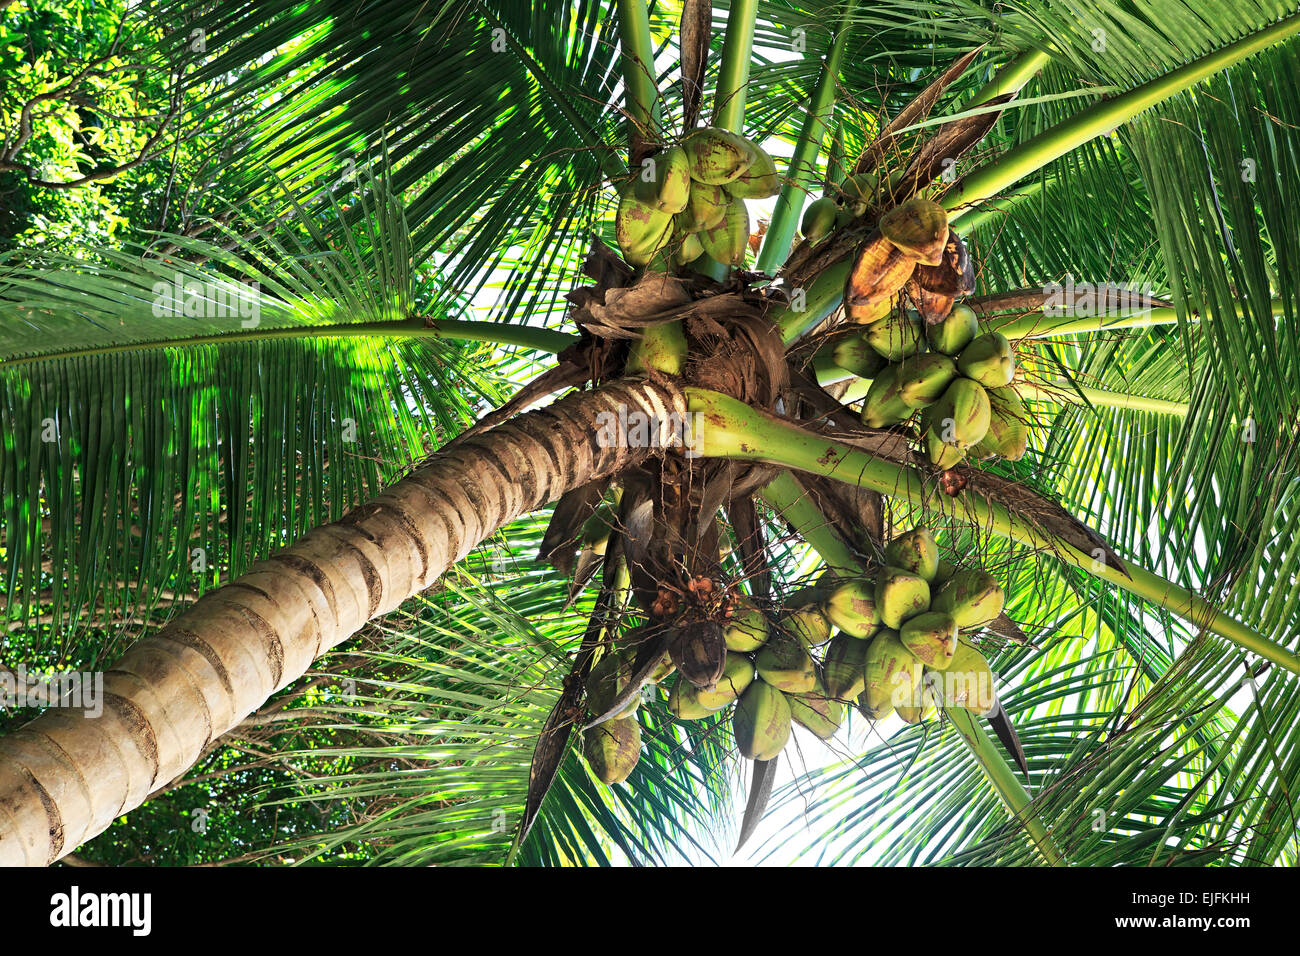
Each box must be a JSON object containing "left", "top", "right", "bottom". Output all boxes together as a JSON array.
[{"left": 2, "top": 0, "right": 1299, "bottom": 866}]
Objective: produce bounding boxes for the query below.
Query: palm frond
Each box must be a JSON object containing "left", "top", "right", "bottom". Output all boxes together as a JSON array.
[{"left": 0, "top": 175, "right": 531, "bottom": 639}]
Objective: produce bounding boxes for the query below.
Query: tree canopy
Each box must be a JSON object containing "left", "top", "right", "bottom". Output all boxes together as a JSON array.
[{"left": 2, "top": 0, "right": 1300, "bottom": 867}]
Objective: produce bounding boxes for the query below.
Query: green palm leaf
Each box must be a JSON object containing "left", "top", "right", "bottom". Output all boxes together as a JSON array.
[{"left": 0, "top": 174, "right": 519, "bottom": 637}]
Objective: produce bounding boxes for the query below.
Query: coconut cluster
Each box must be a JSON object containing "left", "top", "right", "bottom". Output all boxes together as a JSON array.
[
  {"left": 614, "top": 127, "right": 779, "bottom": 269},
  {"left": 582, "top": 526, "right": 1006, "bottom": 784}
]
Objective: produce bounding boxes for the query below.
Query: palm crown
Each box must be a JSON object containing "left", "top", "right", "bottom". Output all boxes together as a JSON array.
[{"left": 1, "top": 0, "right": 1299, "bottom": 867}]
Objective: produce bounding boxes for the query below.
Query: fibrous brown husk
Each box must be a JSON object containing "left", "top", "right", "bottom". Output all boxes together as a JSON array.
[
  {"left": 853, "top": 45, "right": 986, "bottom": 180},
  {"left": 683, "top": 295, "right": 788, "bottom": 407},
  {"left": 670, "top": 619, "right": 727, "bottom": 688},
  {"left": 579, "top": 271, "right": 693, "bottom": 338},
  {"left": 886, "top": 92, "right": 1015, "bottom": 208},
  {"left": 845, "top": 232, "right": 916, "bottom": 320},
  {"left": 908, "top": 231, "right": 975, "bottom": 323}
]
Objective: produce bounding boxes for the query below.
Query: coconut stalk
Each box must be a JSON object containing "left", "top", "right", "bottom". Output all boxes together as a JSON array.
[
  {"left": 988, "top": 305, "right": 1182, "bottom": 340},
  {"left": 964, "top": 48, "right": 1052, "bottom": 108},
  {"left": 755, "top": 2, "right": 857, "bottom": 273},
  {"left": 615, "top": 0, "right": 661, "bottom": 151},
  {"left": 686, "top": 387, "right": 1300, "bottom": 677},
  {"left": 946, "top": 706, "right": 1064, "bottom": 865},
  {"left": 711, "top": 0, "right": 759, "bottom": 133},
  {"left": 944, "top": 12, "right": 1300, "bottom": 223},
  {"left": 1017, "top": 382, "right": 1189, "bottom": 417},
  {"left": 758, "top": 471, "right": 861, "bottom": 574},
  {"left": 988, "top": 299, "right": 1287, "bottom": 339},
  {"left": 951, "top": 175, "right": 1047, "bottom": 233}
]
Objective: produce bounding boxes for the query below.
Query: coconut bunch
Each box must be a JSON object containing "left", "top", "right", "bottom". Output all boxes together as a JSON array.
[
  {"left": 797, "top": 189, "right": 1027, "bottom": 468},
  {"left": 581, "top": 525, "right": 1007, "bottom": 783},
  {"left": 836, "top": 526, "right": 1004, "bottom": 725},
  {"left": 799, "top": 167, "right": 908, "bottom": 243},
  {"left": 614, "top": 127, "right": 780, "bottom": 269},
  {"left": 834, "top": 305, "right": 1028, "bottom": 468}
]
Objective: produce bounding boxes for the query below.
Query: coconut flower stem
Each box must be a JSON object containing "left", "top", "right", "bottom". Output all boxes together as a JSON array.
[{"left": 686, "top": 387, "right": 1300, "bottom": 678}]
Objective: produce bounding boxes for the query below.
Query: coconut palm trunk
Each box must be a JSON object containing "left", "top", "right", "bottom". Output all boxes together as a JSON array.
[{"left": 0, "top": 379, "right": 684, "bottom": 865}]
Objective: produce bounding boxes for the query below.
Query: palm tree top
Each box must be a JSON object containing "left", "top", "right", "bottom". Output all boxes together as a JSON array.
[{"left": 1, "top": 0, "right": 1299, "bottom": 868}]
